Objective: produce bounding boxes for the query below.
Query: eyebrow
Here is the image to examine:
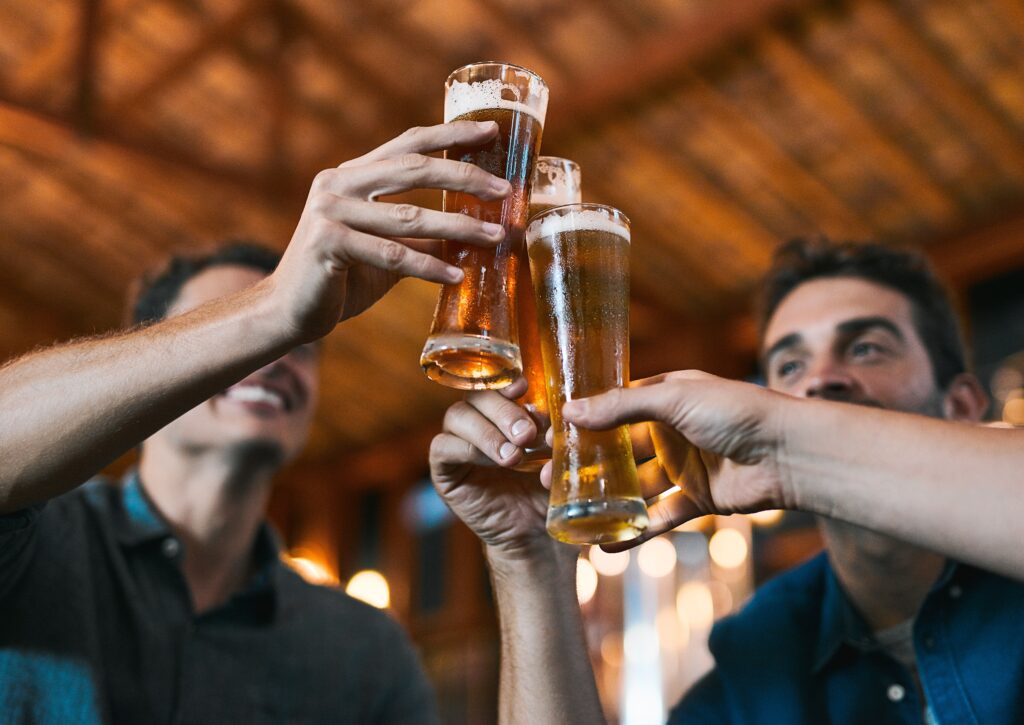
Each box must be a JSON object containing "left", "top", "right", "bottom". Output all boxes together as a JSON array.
[
  {"left": 835, "top": 316, "right": 906, "bottom": 343},
  {"left": 761, "top": 316, "right": 906, "bottom": 369}
]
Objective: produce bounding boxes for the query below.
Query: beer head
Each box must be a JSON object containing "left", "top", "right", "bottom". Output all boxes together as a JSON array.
[
  {"left": 445, "top": 62, "right": 548, "bottom": 126},
  {"left": 526, "top": 203, "right": 631, "bottom": 250}
]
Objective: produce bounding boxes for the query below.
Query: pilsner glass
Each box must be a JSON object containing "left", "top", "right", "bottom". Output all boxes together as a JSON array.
[
  {"left": 513, "top": 157, "right": 582, "bottom": 472},
  {"left": 526, "top": 203, "right": 649, "bottom": 544},
  {"left": 420, "top": 62, "right": 548, "bottom": 390}
]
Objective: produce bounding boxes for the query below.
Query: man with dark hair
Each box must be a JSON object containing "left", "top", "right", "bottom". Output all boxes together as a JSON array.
[
  {"left": 0, "top": 120, "right": 513, "bottom": 723},
  {"left": 428, "top": 237, "right": 1024, "bottom": 724}
]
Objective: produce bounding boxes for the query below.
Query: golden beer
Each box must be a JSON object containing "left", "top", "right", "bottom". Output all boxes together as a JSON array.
[
  {"left": 513, "top": 158, "right": 582, "bottom": 472},
  {"left": 526, "top": 204, "right": 648, "bottom": 544},
  {"left": 421, "top": 63, "right": 548, "bottom": 390}
]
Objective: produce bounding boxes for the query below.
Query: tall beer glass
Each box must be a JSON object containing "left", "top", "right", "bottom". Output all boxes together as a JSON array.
[
  {"left": 513, "top": 157, "right": 582, "bottom": 472},
  {"left": 420, "top": 62, "right": 548, "bottom": 390},
  {"left": 526, "top": 204, "right": 649, "bottom": 544}
]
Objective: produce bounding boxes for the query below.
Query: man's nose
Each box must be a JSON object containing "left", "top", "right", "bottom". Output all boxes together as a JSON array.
[{"left": 802, "top": 359, "right": 857, "bottom": 401}]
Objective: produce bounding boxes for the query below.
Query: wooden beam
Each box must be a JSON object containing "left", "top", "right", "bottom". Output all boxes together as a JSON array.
[
  {"left": 0, "top": 97, "right": 297, "bottom": 200},
  {"left": 854, "top": 0, "right": 1024, "bottom": 182},
  {"left": 758, "top": 30, "right": 959, "bottom": 227},
  {"left": 74, "top": 0, "right": 102, "bottom": 132},
  {"left": 926, "top": 210, "right": 1024, "bottom": 287},
  {"left": 103, "top": 0, "right": 268, "bottom": 121},
  {"left": 675, "top": 70, "right": 873, "bottom": 238},
  {"left": 545, "top": 0, "right": 819, "bottom": 143}
]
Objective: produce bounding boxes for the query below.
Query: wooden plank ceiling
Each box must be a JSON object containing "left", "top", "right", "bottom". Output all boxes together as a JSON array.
[{"left": 1, "top": 0, "right": 1023, "bottom": 467}]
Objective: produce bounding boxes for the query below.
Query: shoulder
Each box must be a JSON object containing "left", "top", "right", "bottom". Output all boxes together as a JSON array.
[
  {"left": 709, "top": 552, "right": 829, "bottom": 659},
  {"left": 275, "top": 565, "right": 412, "bottom": 642}
]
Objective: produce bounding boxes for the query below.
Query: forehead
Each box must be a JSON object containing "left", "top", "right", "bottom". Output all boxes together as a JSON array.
[
  {"left": 762, "top": 277, "right": 916, "bottom": 351},
  {"left": 170, "top": 264, "right": 268, "bottom": 316}
]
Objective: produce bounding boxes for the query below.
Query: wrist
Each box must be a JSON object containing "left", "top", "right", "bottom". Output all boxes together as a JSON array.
[{"left": 485, "top": 539, "right": 578, "bottom": 581}]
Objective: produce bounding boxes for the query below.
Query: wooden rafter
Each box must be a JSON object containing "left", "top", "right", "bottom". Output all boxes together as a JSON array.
[
  {"left": 103, "top": 0, "right": 269, "bottom": 121},
  {"left": 545, "top": 0, "right": 820, "bottom": 142},
  {"left": 758, "top": 30, "right": 959, "bottom": 226},
  {"left": 676, "top": 70, "right": 872, "bottom": 238},
  {"left": 855, "top": 0, "right": 1024, "bottom": 182},
  {"left": 74, "top": 0, "right": 102, "bottom": 131},
  {"left": 927, "top": 210, "right": 1024, "bottom": 287}
]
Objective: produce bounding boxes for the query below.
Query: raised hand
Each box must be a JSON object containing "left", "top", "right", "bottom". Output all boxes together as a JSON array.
[{"left": 269, "top": 121, "right": 512, "bottom": 341}]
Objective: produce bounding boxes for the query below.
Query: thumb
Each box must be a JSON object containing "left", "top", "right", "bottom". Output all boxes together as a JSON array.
[{"left": 563, "top": 382, "right": 681, "bottom": 431}]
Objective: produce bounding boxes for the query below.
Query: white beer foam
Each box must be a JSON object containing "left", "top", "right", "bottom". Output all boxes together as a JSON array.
[
  {"left": 527, "top": 208, "right": 631, "bottom": 245},
  {"left": 445, "top": 78, "right": 546, "bottom": 125},
  {"left": 531, "top": 192, "right": 578, "bottom": 208}
]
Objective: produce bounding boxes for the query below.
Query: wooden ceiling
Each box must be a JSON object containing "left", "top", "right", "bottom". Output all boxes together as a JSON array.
[{"left": 2, "top": 0, "right": 1024, "bottom": 468}]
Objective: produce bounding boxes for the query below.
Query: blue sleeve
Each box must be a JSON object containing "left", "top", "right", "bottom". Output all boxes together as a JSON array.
[{"left": 667, "top": 668, "right": 730, "bottom": 724}]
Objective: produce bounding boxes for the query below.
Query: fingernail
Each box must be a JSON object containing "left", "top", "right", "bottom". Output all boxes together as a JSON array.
[
  {"left": 510, "top": 419, "right": 530, "bottom": 438},
  {"left": 476, "top": 120, "right": 498, "bottom": 131},
  {"left": 490, "top": 178, "right": 511, "bottom": 195},
  {"left": 499, "top": 442, "right": 517, "bottom": 460},
  {"left": 482, "top": 222, "right": 504, "bottom": 239},
  {"left": 446, "top": 266, "right": 464, "bottom": 283}
]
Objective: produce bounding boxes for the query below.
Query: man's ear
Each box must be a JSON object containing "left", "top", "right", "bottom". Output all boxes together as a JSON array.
[{"left": 942, "top": 373, "right": 990, "bottom": 423}]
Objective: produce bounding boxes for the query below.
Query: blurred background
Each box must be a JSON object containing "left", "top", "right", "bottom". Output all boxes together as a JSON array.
[{"left": 1, "top": 0, "right": 1023, "bottom": 721}]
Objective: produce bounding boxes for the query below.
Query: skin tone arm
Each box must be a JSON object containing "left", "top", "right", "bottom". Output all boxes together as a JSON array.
[
  {"left": 0, "top": 121, "right": 511, "bottom": 513},
  {"left": 429, "top": 380, "right": 606, "bottom": 725},
  {"left": 559, "top": 370, "right": 1024, "bottom": 581}
]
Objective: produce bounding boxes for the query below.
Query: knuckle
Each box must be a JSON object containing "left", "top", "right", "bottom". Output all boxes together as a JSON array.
[
  {"left": 379, "top": 240, "right": 408, "bottom": 269},
  {"left": 311, "top": 169, "right": 335, "bottom": 191},
  {"left": 390, "top": 203, "right": 422, "bottom": 228},
  {"left": 401, "top": 126, "right": 425, "bottom": 142},
  {"left": 443, "top": 401, "right": 472, "bottom": 430},
  {"left": 456, "top": 161, "right": 478, "bottom": 182},
  {"left": 398, "top": 153, "right": 428, "bottom": 171}
]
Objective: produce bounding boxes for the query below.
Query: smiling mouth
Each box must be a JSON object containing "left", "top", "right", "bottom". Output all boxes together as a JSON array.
[{"left": 222, "top": 384, "right": 291, "bottom": 412}]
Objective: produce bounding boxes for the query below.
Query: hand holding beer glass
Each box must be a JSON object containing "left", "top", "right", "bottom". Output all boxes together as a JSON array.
[
  {"left": 513, "top": 157, "right": 582, "bottom": 472},
  {"left": 527, "top": 204, "right": 649, "bottom": 544},
  {"left": 421, "top": 63, "right": 548, "bottom": 390}
]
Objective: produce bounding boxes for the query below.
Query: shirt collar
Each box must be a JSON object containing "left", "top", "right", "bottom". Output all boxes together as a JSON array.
[
  {"left": 114, "top": 470, "right": 288, "bottom": 621},
  {"left": 812, "top": 556, "right": 959, "bottom": 673}
]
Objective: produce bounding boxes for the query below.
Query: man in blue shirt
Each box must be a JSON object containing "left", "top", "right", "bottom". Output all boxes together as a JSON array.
[{"left": 429, "top": 238, "right": 1024, "bottom": 724}]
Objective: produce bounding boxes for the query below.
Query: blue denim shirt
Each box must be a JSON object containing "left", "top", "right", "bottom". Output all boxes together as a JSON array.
[{"left": 669, "top": 552, "right": 1024, "bottom": 724}]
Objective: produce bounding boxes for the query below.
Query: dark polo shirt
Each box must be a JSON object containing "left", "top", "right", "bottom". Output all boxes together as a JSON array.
[{"left": 0, "top": 474, "right": 439, "bottom": 724}]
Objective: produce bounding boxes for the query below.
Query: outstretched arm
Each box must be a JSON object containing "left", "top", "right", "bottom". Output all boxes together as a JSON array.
[
  {"left": 0, "top": 121, "right": 509, "bottom": 513},
  {"left": 429, "top": 382, "right": 606, "bottom": 724},
  {"left": 562, "top": 371, "right": 1024, "bottom": 580}
]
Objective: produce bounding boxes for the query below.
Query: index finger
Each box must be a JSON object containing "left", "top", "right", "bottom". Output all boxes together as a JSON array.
[{"left": 353, "top": 121, "right": 501, "bottom": 164}]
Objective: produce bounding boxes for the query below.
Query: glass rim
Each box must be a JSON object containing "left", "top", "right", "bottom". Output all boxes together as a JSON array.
[
  {"left": 446, "top": 61, "right": 548, "bottom": 87},
  {"left": 527, "top": 202, "right": 631, "bottom": 230},
  {"left": 536, "top": 155, "right": 580, "bottom": 168}
]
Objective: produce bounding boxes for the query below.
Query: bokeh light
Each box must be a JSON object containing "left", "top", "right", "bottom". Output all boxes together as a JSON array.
[
  {"left": 709, "top": 528, "right": 749, "bottom": 569},
  {"left": 747, "top": 509, "right": 784, "bottom": 527},
  {"left": 637, "top": 537, "right": 677, "bottom": 578},
  {"left": 676, "top": 581, "right": 714, "bottom": 630},
  {"left": 589, "top": 546, "right": 630, "bottom": 576},
  {"left": 345, "top": 569, "right": 390, "bottom": 609},
  {"left": 576, "top": 557, "right": 599, "bottom": 604}
]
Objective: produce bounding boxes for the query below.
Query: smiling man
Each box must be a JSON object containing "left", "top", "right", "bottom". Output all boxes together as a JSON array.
[
  {"left": 428, "top": 238, "right": 1024, "bottom": 724},
  {"left": 0, "top": 119, "right": 514, "bottom": 724}
]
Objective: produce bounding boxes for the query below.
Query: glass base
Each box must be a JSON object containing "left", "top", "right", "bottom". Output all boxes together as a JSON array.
[
  {"left": 420, "top": 334, "right": 522, "bottom": 391},
  {"left": 546, "top": 498, "right": 649, "bottom": 545}
]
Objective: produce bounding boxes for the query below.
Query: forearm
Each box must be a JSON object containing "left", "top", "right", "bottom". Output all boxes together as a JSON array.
[
  {"left": 781, "top": 398, "right": 1024, "bottom": 578},
  {"left": 0, "top": 280, "right": 295, "bottom": 511},
  {"left": 487, "top": 545, "right": 605, "bottom": 725}
]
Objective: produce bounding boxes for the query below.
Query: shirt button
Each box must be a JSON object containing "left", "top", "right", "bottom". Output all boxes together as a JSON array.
[
  {"left": 887, "top": 684, "right": 906, "bottom": 702},
  {"left": 161, "top": 538, "right": 180, "bottom": 558},
  {"left": 949, "top": 584, "right": 963, "bottom": 599}
]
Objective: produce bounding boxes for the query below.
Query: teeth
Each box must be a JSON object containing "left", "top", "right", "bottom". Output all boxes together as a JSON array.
[{"left": 225, "top": 385, "right": 286, "bottom": 410}]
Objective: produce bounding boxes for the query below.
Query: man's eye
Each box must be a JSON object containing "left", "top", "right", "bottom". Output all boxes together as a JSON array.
[
  {"left": 850, "top": 341, "right": 882, "bottom": 358},
  {"left": 777, "top": 360, "right": 802, "bottom": 378}
]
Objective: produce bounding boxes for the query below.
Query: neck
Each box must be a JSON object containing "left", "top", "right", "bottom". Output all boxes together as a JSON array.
[
  {"left": 819, "top": 518, "right": 946, "bottom": 632},
  {"left": 139, "top": 436, "right": 278, "bottom": 613}
]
